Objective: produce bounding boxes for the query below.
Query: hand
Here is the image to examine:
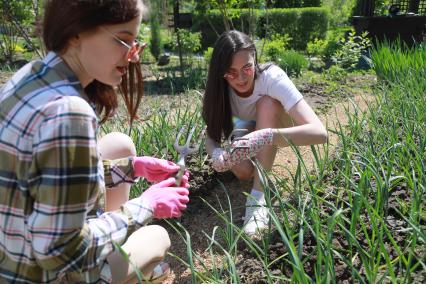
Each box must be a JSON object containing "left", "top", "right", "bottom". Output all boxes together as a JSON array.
[
  {"left": 141, "top": 177, "right": 190, "bottom": 219},
  {"left": 179, "top": 170, "right": 191, "bottom": 188},
  {"left": 133, "top": 156, "right": 180, "bottom": 182},
  {"left": 228, "top": 128, "right": 273, "bottom": 164},
  {"left": 211, "top": 148, "right": 231, "bottom": 172}
]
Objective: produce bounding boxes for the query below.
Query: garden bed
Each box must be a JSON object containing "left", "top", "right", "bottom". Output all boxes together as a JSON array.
[
  {"left": 2, "top": 64, "right": 424, "bottom": 283},
  {"left": 153, "top": 71, "right": 395, "bottom": 283}
]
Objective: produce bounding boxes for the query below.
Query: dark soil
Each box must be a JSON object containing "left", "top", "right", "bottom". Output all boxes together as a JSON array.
[
  {"left": 298, "top": 82, "right": 331, "bottom": 113},
  {"left": 232, "top": 183, "right": 426, "bottom": 284}
]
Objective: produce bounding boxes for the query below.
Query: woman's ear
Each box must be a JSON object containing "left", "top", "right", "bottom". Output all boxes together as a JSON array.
[{"left": 68, "top": 34, "right": 81, "bottom": 47}]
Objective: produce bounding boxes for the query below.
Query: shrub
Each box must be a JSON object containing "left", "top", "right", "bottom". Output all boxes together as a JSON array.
[
  {"left": 321, "top": 27, "right": 351, "bottom": 64},
  {"left": 172, "top": 29, "right": 202, "bottom": 55},
  {"left": 203, "top": 47, "right": 213, "bottom": 68},
  {"left": 140, "top": 45, "right": 155, "bottom": 64},
  {"left": 331, "top": 30, "right": 371, "bottom": 69},
  {"left": 306, "top": 38, "right": 328, "bottom": 57},
  {"left": 259, "top": 34, "right": 292, "bottom": 62},
  {"left": 324, "top": 64, "right": 346, "bottom": 81},
  {"left": 0, "top": 22, "right": 19, "bottom": 63},
  {"left": 257, "top": 7, "right": 329, "bottom": 49},
  {"left": 193, "top": 7, "right": 329, "bottom": 50},
  {"left": 171, "top": 29, "right": 201, "bottom": 67},
  {"left": 149, "top": 1, "right": 162, "bottom": 60},
  {"left": 275, "top": 50, "right": 308, "bottom": 77},
  {"left": 269, "top": 0, "right": 322, "bottom": 8},
  {"left": 322, "top": 0, "right": 357, "bottom": 27},
  {"left": 295, "top": 8, "right": 329, "bottom": 50}
]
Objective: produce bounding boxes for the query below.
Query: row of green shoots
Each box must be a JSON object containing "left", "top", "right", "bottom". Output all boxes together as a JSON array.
[
  {"left": 102, "top": 90, "right": 207, "bottom": 199},
  {"left": 105, "top": 40, "right": 425, "bottom": 283}
]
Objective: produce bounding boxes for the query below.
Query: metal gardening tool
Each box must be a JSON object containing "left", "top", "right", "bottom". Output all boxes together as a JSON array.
[
  {"left": 224, "top": 128, "right": 250, "bottom": 155},
  {"left": 173, "top": 125, "right": 205, "bottom": 186}
]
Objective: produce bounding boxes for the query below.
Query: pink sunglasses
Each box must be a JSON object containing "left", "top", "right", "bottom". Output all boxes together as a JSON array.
[
  {"left": 223, "top": 64, "right": 254, "bottom": 80},
  {"left": 100, "top": 27, "right": 144, "bottom": 62}
]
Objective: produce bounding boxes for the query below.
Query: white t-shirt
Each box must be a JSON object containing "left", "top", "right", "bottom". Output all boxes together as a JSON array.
[{"left": 230, "top": 65, "right": 303, "bottom": 120}]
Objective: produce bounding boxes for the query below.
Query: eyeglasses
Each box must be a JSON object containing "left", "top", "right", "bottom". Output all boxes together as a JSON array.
[
  {"left": 223, "top": 64, "right": 255, "bottom": 81},
  {"left": 100, "top": 26, "right": 142, "bottom": 62}
]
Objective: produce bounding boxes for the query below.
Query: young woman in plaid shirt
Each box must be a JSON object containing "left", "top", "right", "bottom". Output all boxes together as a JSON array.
[{"left": 0, "top": 0, "right": 189, "bottom": 283}]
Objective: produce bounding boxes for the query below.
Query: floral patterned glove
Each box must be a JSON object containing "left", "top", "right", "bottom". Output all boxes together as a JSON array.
[
  {"left": 228, "top": 128, "right": 274, "bottom": 164},
  {"left": 211, "top": 148, "right": 231, "bottom": 172},
  {"left": 210, "top": 129, "right": 274, "bottom": 172}
]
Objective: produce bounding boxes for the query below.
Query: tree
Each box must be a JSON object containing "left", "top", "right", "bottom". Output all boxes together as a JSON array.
[
  {"left": 149, "top": 0, "right": 163, "bottom": 61},
  {"left": 0, "top": 0, "right": 43, "bottom": 62},
  {"left": 194, "top": 0, "right": 263, "bottom": 33}
]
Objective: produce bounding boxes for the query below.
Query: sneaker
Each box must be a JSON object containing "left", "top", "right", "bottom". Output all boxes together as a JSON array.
[{"left": 242, "top": 196, "right": 269, "bottom": 237}]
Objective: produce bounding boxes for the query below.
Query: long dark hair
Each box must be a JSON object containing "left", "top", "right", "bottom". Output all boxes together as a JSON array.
[
  {"left": 42, "top": 0, "right": 145, "bottom": 123},
  {"left": 202, "top": 30, "right": 268, "bottom": 143}
]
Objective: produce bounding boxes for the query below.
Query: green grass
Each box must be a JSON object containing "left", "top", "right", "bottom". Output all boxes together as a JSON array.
[
  {"left": 100, "top": 41, "right": 425, "bottom": 282},
  {"left": 371, "top": 40, "right": 426, "bottom": 83},
  {"left": 165, "top": 39, "right": 426, "bottom": 283},
  {"left": 102, "top": 91, "right": 206, "bottom": 198}
]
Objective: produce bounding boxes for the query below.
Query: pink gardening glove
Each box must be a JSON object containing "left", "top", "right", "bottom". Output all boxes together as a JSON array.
[
  {"left": 228, "top": 128, "right": 274, "bottom": 165},
  {"left": 141, "top": 177, "right": 190, "bottom": 219},
  {"left": 133, "top": 156, "right": 180, "bottom": 182},
  {"left": 178, "top": 170, "right": 190, "bottom": 188}
]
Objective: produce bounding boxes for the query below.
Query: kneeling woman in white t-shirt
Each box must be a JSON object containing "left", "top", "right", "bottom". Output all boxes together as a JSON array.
[{"left": 203, "top": 30, "right": 327, "bottom": 237}]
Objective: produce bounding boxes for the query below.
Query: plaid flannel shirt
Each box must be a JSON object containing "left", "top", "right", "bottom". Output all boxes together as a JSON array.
[{"left": 0, "top": 52, "right": 153, "bottom": 283}]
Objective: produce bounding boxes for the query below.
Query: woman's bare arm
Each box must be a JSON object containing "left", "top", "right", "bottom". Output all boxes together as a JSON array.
[{"left": 272, "top": 99, "right": 327, "bottom": 147}]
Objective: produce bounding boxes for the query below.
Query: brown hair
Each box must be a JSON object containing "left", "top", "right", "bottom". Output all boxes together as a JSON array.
[
  {"left": 202, "top": 30, "right": 271, "bottom": 143},
  {"left": 42, "top": 0, "right": 145, "bottom": 123}
]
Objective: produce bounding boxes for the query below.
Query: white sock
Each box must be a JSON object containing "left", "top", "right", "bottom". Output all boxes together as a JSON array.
[{"left": 250, "top": 188, "right": 264, "bottom": 201}]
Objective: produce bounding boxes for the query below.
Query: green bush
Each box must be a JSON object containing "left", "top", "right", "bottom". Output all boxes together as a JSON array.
[
  {"left": 203, "top": 47, "right": 213, "bottom": 68},
  {"left": 323, "top": 64, "right": 346, "bottom": 81},
  {"left": 257, "top": 7, "right": 329, "bottom": 49},
  {"left": 306, "top": 38, "right": 328, "bottom": 57},
  {"left": 0, "top": 22, "right": 19, "bottom": 63},
  {"left": 140, "top": 45, "right": 155, "bottom": 63},
  {"left": 322, "top": 0, "right": 357, "bottom": 27},
  {"left": 192, "top": 10, "right": 224, "bottom": 50},
  {"left": 171, "top": 29, "right": 201, "bottom": 67},
  {"left": 193, "top": 7, "right": 329, "bottom": 50},
  {"left": 331, "top": 30, "right": 371, "bottom": 69},
  {"left": 259, "top": 34, "right": 292, "bottom": 62},
  {"left": 239, "top": 9, "right": 261, "bottom": 38},
  {"left": 269, "top": 0, "right": 322, "bottom": 8},
  {"left": 275, "top": 50, "right": 308, "bottom": 77},
  {"left": 295, "top": 8, "right": 329, "bottom": 49},
  {"left": 259, "top": 9, "right": 299, "bottom": 40},
  {"left": 149, "top": 1, "right": 162, "bottom": 60},
  {"left": 321, "top": 27, "right": 351, "bottom": 64},
  {"left": 171, "top": 29, "right": 202, "bottom": 55},
  {"left": 191, "top": 9, "right": 262, "bottom": 50}
]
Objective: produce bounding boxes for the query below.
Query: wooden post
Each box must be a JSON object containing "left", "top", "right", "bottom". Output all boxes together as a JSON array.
[
  {"left": 362, "top": 0, "right": 375, "bottom": 17},
  {"left": 408, "top": 0, "right": 420, "bottom": 14},
  {"left": 354, "top": 0, "right": 375, "bottom": 16}
]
